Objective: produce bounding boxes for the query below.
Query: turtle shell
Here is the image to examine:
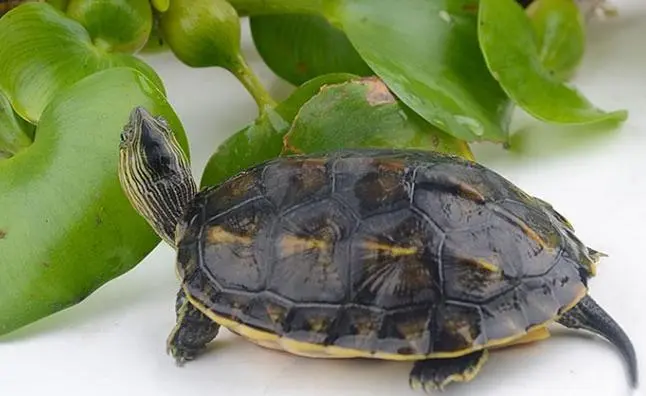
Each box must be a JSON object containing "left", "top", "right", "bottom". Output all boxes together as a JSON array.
[{"left": 175, "top": 149, "right": 600, "bottom": 359}]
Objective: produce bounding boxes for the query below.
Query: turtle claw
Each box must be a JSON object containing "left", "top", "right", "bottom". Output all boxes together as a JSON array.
[
  {"left": 167, "top": 344, "right": 198, "bottom": 367},
  {"left": 409, "top": 376, "right": 446, "bottom": 393},
  {"left": 408, "top": 351, "right": 488, "bottom": 393}
]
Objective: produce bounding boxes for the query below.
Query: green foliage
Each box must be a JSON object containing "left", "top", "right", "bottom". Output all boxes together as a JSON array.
[
  {"left": 0, "top": 2, "right": 164, "bottom": 123},
  {"left": 200, "top": 73, "right": 357, "bottom": 187},
  {"left": 66, "top": 0, "right": 153, "bottom": 53},
  {"left": 284, "top": 77, "right": 474, "bottom": 160},
  {"left": 0, "top": 0, "right": 629, "bottom": 337},
  {"left": 478, "top": 0, "right": 627, "bottom": 124},
  {"left": 0, "top": 68, "right": 188, "bottom": 335},
  {"left": 250, "top": 14, "right": 371, "bottom": 85},
  {"left": 527, "top": 0, "right": 586, "bottom": 81}
]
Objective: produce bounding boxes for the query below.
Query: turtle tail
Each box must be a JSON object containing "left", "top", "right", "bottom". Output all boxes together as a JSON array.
[{"left": 557, "top": 295, "right": 638, "bottom": 388}]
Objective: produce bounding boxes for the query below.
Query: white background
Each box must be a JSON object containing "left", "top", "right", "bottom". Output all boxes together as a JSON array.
[{"left": 1, "top": 1, "right": 645, "bottom": 395}]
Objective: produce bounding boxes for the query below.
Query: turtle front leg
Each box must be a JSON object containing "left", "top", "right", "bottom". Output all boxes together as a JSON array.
[
  {"left": 167, "top": 288, "right": 220, "bottom": 365},
  {"left": 409, "top": 350, "right": 489, "bottom": 392}
]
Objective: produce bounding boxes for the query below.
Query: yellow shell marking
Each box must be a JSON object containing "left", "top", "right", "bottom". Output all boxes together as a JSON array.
[
  {"left": 455, "top": 181, "right": 487, "bottom": 203},
  {"left": 207, "top": 226, "right": 252, "bottom": 245},
  {"left": 361, "top": 241, "right": 418, "bottom": 257},
  {"left": 280, "top": 235, "right": 328, "bottom": 256},
  {"left": 461, "top": 257, "right": 502, "bottom": 273},
  {"left": 518, "top": 222, "right": 549, "bottom": 250},
  {"left": 182, "top": 285, "right": 586, "bottom": 361}
]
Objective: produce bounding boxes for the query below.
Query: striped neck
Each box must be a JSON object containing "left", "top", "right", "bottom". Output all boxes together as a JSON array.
[{"left": 118, "top": 107, "right": 196, "bottom": 247}]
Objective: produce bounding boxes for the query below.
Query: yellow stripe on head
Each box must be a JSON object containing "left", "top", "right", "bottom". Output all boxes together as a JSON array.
[{"left": 118, "top": 106, "right": 196, "bottom": 248}]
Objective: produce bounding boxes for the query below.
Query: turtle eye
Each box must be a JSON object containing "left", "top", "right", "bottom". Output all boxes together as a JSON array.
[{"left": 119, "top": 129, "right": 133, "bottom": 148}]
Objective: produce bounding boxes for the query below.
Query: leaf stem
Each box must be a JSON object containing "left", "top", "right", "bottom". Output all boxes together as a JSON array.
[
  {"left": 226, "top": 0, "right": 331, "bottom": 17},
  {"left": 230, "top": 53, "right": 277, "bottom": 114}
]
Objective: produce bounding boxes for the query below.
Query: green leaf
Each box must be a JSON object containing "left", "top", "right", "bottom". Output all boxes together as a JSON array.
[
  {"left": 527, "top": 0, "right": 586, "bottom": 81},
  {"left": 249, "top": 14, "right": 371, "bottom": 85},
  {"left": 0, "top": 2, "right": 165, "bottom": 123},
  {"left": 0, "top": 90, "right": 32, "bottom": 158},
  {"left": 0, "top": 67, "right": 189, "bottom": 336},
  {"left": 200, "top": 73, "right": 357, "bottom": 188},
  {"left": 331, "top": 0, "right": 512, "bottom": 143},
  {"left": 478, "top": 0, "right": 627, "bottom": 124},
  {"left": 284, "top": 77, "right": 474, "bottom": 160},
  {"left": 66, "top": 0, "right": 153, "bottom": 53}
]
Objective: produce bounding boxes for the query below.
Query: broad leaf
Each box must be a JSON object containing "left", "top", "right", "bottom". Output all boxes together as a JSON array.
[
  {"left": 527, "top": 0, "right": 586, "bottom": 81},
  {"left": 0, "top": 67, "right": 188, "bottom": 336},
  {"left": 331, "top": 0, "right": 512, "bottom": 143},
  {"left": 478, "top": 0, "right": 627, "bottom": 124},
  {"left": 0, "top": 2, "right": 164, "bottom": 123},
  {"left": 200, "top": 73, "right": 357, "bottom": 187},
  {"left": 250, "top": 14, "right": 371, "bottom": 85},
  {"left": 66, "top": 0, "right": 153, "bottom": 53},
  {"left": 284, "top": 77, "right": 474, "bottom": 159}
]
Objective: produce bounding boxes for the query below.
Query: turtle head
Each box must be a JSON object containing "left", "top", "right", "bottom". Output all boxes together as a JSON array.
[{"left": 118, "top": 106, "right": 196, "bottom": 247}]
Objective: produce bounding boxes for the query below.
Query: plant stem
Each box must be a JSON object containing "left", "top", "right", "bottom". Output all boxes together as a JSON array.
[
  {"left": 226, "top": 0, "right": 330, "bottom": 16},
  {"left": 230, "top": 53, "right": 277, "bottom": 114}
]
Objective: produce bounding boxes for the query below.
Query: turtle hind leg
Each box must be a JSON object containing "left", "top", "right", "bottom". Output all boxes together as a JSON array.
[
  {"left": 409, "top": 350, "right": 488, "bottom": 392},
  {"left": 167, "top": 288, "right": 220, "bottom": 365}
]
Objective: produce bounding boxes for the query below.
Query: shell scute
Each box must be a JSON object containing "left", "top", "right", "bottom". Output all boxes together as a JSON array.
[
  {"left": 332, "top": 305, "right": 383, "bottom": 350},
  {"left": 175, "top": 149, "right": 594, "bottom": 357},
  {"left": 495, "top": 199, "right": 563, "bottom": 250},
  {"left": 412, "top": 183, "right": 492, "bottom": 231},
  {"left": 201, "top": 198, "right": 274, "bottom": 292},
  {"left": 262, "top": 157, "right": 332, "bottom": 210},
  {"left": 332, "top": 156, "right": 412, "bottom": 218},
  {"left": 268, "top": 198, "right": 356, "bottom": 303},
  {"left": 285, "top": 305, "right": 339, "bottom": 344},
  {"left": 441, "top": 252, "right": 515, "bottom": 304},
  {"left": 432, "top": 302, "right": 485, "bottom": 353},
  {"left": 480, "top": 289, "right": 531, "bottom": 341},
  {"left": 203, "top": 168, "right": 264, "bottom": 214},
  {"left": 350, "top": 209, "right": 442, "bottom": 309},
  {"left": 377, "top": 307, "right": 432, "bottom": 355}
]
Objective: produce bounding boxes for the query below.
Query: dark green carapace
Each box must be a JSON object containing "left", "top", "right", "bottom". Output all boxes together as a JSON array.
[
  {"left": 118, "top": 108, "right": 638, "bottom": 392},
  {"left": 180, "top": 149, "right": 591, "bottom": 349}
]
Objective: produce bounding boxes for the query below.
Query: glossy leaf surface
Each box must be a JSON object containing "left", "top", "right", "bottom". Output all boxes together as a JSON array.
[
  {"left": 527, "top": 0, "right": 586, "bottom": 81},
  {"left": 284, "top": 77, "right": 474, "bottom": 159},
  {"left": 332, "top": 0, "right": 512, "bottom": 143},
  {"left": 66, "top": 0, "right": 153, "bottom": 53},
  {"left": 0, "top": 68, "right": 189, "bottom": 335},
  {"left": 0, "top": 2, "right": 164, "bottom": 123},
  {"left": 200, "top": 73, "right": 356, "bottom": 187},
  {"left": 250, "top": 14, "right": 371, "bottom": 85},
  {"left": 478, "top": 0, "right": 627, "bottom": 124}
]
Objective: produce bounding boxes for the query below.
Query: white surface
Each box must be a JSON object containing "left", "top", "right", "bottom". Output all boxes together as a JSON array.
[{"left": 1, "top": 2, "right": 646, "bottom": 395}]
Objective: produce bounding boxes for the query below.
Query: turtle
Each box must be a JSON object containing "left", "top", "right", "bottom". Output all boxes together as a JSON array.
[{"left": 117, "top": 106, "right": 638, "bottom": 392}]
